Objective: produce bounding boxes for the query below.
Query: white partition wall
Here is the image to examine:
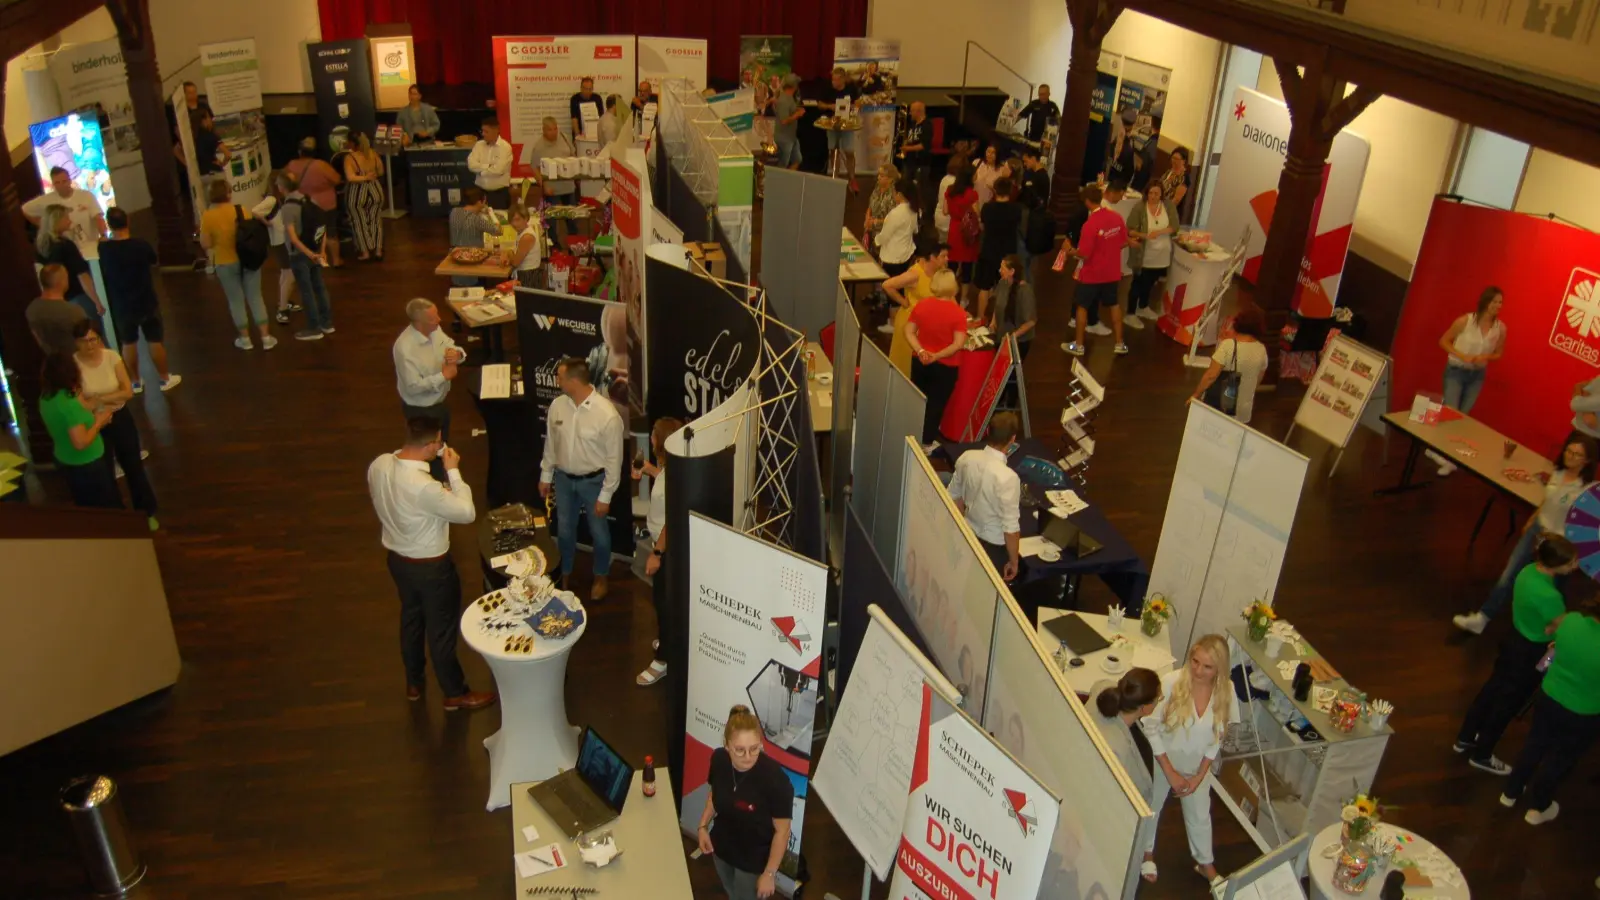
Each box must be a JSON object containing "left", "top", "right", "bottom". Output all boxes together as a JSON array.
[{"left": 828, "top": 285, "right": 861, "bottom": 563}]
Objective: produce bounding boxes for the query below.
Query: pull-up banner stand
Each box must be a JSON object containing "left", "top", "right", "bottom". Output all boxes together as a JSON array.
[
  {"left": 1285, "top": 334, "right": 1389, "bottom": 475},
  {"left": 959, "top": 334, "right": 1030, "bottom": 441}
]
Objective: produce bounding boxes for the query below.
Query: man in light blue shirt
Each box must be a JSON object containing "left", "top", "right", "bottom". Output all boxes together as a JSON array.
[{"left": 394, "top": 299, "right": 463, "bottom": 478}]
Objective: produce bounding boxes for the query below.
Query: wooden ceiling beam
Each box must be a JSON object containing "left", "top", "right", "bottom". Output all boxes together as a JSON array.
[
  {"left": 1122, "top": 0, "right": 1600, "bottom": 169},
  {"left": 0, "top": 0, "right": 110, "bottom": 65}
]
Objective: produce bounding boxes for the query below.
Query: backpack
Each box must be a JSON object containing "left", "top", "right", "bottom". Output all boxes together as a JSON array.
[{"left": 233, "top": 205, "right": 270, "bottom": 271}]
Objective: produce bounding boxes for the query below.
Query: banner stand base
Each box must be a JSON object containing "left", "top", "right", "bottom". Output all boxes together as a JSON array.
[{"left": 1183, "top": 353, "right": 1212, "bottom": 369}]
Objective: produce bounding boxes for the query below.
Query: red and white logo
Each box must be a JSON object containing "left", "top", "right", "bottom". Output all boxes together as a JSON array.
[
  {"left": 1548, "top": 267, "right": 1600, "bottom": 368},
  {"left": 594, "top": 45, "right": 624, "bottom": 60},
  {"left": 771, "top": 616, "right": 813, "bottom": 654},
  {"left": 1001, "top": 788, "right": 1038, "bottom": 836}
]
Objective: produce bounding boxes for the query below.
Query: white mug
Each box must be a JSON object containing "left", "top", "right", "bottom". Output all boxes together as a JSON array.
[{"left": 1265, "top": 634, "right": 1283, "bottom": 658}]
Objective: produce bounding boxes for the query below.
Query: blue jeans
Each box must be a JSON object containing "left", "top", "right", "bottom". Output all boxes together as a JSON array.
[
  {"left": 215, "top": 262, "right": 267, "bottom": 330},
  {"left": 554, "top": 470, "right": 611, "bottom": 578},
  {"left": 775, "top": 135, "right": 802, "bottom": 167},
  {"left": 289, "top": 254, "right": 332, "bottom": 331},
  {"left": 1443, "top": 364, "right": 1486, "bottom": 413},
  {"left": 1483, "top": 522, "right": 1545, "bottom": 619}
]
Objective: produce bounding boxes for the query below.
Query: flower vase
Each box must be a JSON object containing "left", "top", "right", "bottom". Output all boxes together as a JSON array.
[
  {"left": 1332, "top": 839, "right": 1376, "bottom": 894},
  {"left": 1247, "top": 619, "right": 1270, "bottom": 643},
  {"left": 1141, "top": 615, "right": 1163, "bottom": 638}
]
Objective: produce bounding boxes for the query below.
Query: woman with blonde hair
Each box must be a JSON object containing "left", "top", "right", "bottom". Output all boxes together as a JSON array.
[
  {"left": 696, "top": 705, "right": 794, "bottom": 899},
  {"left": 1139, "top": 633, "right": 1236, "bottom": 885},
  {"left": 35, "top": 204, "right": 105, "bottom": 329},
  {"left": 343, "top": 130, "right": 385, "bottom": 261}
]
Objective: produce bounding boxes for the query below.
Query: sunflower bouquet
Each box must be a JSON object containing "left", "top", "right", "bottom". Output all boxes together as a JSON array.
[
  {"left": 1340, "top": 792, "right": 1385, "bottom": 844},
  {"left": 1141, "top": 594, "right": 1173, "bottom": 638},
  {"left": 1241, "top": 597, "right": 1277, "bottom": 642}
]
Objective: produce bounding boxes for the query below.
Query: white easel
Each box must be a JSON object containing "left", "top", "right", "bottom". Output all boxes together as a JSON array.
[
  {"left": 1284, "top": 333, "right": 1390, "bottom": 476},
  {"left": 1184, "top": 227, "right": 1251, "bottom": 369}
]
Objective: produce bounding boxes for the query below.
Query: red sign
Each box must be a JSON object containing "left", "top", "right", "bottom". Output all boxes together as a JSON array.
[
  {"left": 961, "top": 338, "right": 1016, "bottom": 442},
  {"left": 610, "top": 157, "right": 640, "bottom": 240},
  {"left": 594, "top": 45, "right": 624, "bottom": 60}
]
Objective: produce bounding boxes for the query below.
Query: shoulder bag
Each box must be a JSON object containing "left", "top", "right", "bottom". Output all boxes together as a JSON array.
[{"left": 1202, "top": 339, "right": 1241, "bottom": 415}]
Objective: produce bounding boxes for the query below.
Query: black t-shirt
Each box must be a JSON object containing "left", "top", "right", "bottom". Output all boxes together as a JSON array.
[
  {"left": 860, "top": 73, "right": 888, "bottom": 96},
  {"left": 817, "top": 82, "right": 861, "bottom": 111},
  {"left": 570, "top": 92, "right": 604, "bottom": 130},
  {"left": 98, "top": 238, "right": 159, "bottom": 317},
  {"left": 1021, "top": 168, "right": 1051, "bottom": 209},
  {"left": 629, "top": 95, "right": 659, "bottom": 116},
  {"left": 1018, "top": 99, "right": 1060, "bottom": 142},
  {"left": 708, "top": 749, "right": 794, "bottom": 875},
  {"left": 40, "top": 240, "right": 90, "bottom": 301},
  {"left": 902, "top": 118, "right": 931, "bottom": 166},
  {"left": 194, "top": 128, "right": 223, "bottom": 175},
  {"left": 979, "top": 199, "right": 1023, "bottom": 261}
]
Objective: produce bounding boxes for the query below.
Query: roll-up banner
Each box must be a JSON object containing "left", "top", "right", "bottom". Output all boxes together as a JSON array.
[
  {"left": 739, "top": 36, "right": 792, "bottom": 149},
  {"left": 200, "top": 39, "right": 262, "bottom": 116},
  {"left": 1204, "top": 86, "right": 1370, "bottom": 319},
  {"left": 306, "top": 39, "right": 377, "bottom": 154},
  {"left": 889, "top": 683, "right": 1060, "bottom": 900},
  {"left": 1114, "top": 57, "right": 1169, "bottom": 163},
  {"left": 611, "top": 148, "right": 650, "bottom": 419},
  {"left": 369, "top": 36, "right": 416, "bottom": 110},
  {"left": 645, "top": 257, "right": 763, "bottom": 424},
  {"left": 680, "top": 514, "right": 827, "bottom": 893},
  {"left": 832, "top": 39, "right": 901, "bottom": 175},
  {"left": 1084, "top": 51, "right": 1123, "bottom": 185},
  {"left": 638, "top": 37, "right": 707, "bottom": 91},
  {"left": 47, "top": 40, "right": 149, "bottom": 212},
  {"left": 492, "top": 36, "right": 636, "bottom": 177}
]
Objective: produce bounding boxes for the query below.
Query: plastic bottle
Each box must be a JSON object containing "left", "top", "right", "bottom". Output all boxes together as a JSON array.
[{"left": 642, "top": 755, "right": 656, "bottom": 798}]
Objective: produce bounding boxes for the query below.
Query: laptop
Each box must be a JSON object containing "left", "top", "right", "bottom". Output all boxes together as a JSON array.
[
  {"left": 1042, "top": 612, "right": 1112, "bottom": 656},
  {"left": 527, "top": 727, "right": 635, "bottom": 838},
  {"left": 1040, "top": 512, "right": 1104, "bottom": 560}
]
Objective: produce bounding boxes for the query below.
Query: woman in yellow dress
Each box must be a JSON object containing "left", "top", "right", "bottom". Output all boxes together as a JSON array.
[{"left": 884, "top": 237, "right": 949, "bottom": 376}]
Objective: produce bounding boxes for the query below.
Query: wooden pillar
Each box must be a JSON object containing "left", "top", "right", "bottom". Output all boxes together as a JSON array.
[
  {"left": 1050, "top": 0, "right": 1124, "bottom": 223},
  {"left": 106, "top": 0, "right": 190, "bottom": 263},
  {"left": 0, "top": 68, "right": 51, "bottom": 460}
]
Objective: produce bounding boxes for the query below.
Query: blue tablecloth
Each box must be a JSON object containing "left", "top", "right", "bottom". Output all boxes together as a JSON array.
[{"left": 936, "top": 438, "right": 1150, "bottom": 612}]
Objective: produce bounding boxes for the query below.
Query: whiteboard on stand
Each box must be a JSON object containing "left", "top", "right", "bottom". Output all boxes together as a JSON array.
[{"left": 1291, "top": 334, "right": 1389, "bottom": 452}]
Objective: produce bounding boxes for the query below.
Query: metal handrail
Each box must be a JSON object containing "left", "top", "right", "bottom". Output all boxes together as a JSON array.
[
  {"left": 160, "top": 56, "right": 202, "bottom": 97},
  {"left": 958, "top": 41, "right": 1035, "bottom": 125}
]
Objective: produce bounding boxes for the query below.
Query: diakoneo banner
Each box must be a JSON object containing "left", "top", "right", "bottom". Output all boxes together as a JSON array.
[
  {"left": 680, "top": 514, "right": 826, "bottom": 888},
  {"left": 890, "top": 684, "right": 1059, "bottom": 900},
  {"left": 1115, "top": 58, "right": 1169, "bottom": 161},
  {"left": 1084, "top": 51, "right": 1122, "bottom": 185},
  {"left": 1206, "top": 86, "right": 1370, "bottom": 318},
  {"left": 638, "top": 37, "right": 707, "bottom": 91},
  {"left": 1392, "top": 199, "right": 1600, "bottom": 457},
  {"left": 833, "top": 38, "right": 901, "bottom": 175},
  {"left": 47, "top": 40, "right": 149, "bottom": 212},
  {"left": 200, "top": 39, "right": 262, "bottom": 116},
  {"left": 493, "top": 35, "right": 636, "bottom": 176},
  {"left": 307, "top": 39, "right": 377, "bottom": 154},
  {"left": 611, "top": 148, "right": 650, "bottom": 419}
]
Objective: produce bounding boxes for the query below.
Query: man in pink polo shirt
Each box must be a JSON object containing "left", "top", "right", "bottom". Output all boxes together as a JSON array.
[{"left": 1062, "top": 183, "right": 1129, "bottom": 357}]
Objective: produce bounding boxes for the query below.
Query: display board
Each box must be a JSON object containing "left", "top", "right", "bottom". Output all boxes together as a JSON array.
[
  {"left": 761, "top": 168, "right": 848, "bottom": 340},
  {"left": 1083, "top": 51, "right": 1123, "bottom": 185},
  {"left": 306, "top": 39, "right": 376, "bottom": 153},
  {"left": 1115, "top": 57, "right": 1170, "bottom": 158},
  {"left": 1290, "top": 334, "right": 1389, "bottom": 458},
  {"left": 369, "top": 36, "right": 416, "bottom": 110},
  {"left": 644, "top": 257, "right": 761, "bottom": 426},
  {"left": 889, "top": 683, "right": 1060, "bottom": 900},
  {"left": 199, "top": 39, "right": 262, "bottom": 116},
  {"left": 815, "top": 608, "right": 960, "bottom": 880},
  {"left": 638, "top": 37, "right": 707, "bottom": 91},
  {"left": 611, "top": 148, "right": 650, "bottom": 419},
  {"left": 47, "top": 39, "right": 148, "bottom": 212},
  {"left": 960, "top": 334, "right": 1017, "bottom": 442},
  {"left": 983, "top": 597, "right": 1151, "bottom": 900},
  {"left": 679, "top": 515, "right": 827, "bottom": 887},
  {"left": 706, "top": 88, "right": 757, "bottom": 148},
  {"left": 896, "top": 439, "right": 1001, "bottom": 715},
  {"left": 1205, "top": 87, "right": 1370, "bottom": 319},
  {"left": 833, "top": 38, "right": 901, "bottom": 175},
  {"left": 492, "top": 35, "right": 636, "bottom": 175}
]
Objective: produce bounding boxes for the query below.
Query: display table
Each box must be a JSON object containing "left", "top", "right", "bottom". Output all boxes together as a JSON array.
[
  {"left": 1378, "top": 410, "right": 1551, "bottom": 546},
  {"left": 461, "top": 593, "right": 587, "bottom": 811},
  {"left": 1308, "top": 823, "right": 1468, "bottom": 900},
  {"left": 470, "top": 364, "right": 542, "bottom": 509},
  {"left": 447, "top": 293, "right": 516, "bottom": 362},
  {"left": 1036, "top": 608, "right": 1175, "bottom": 696},
  {"left": 434, "top": 251, "right": 514, "bottom": 282},
  {"left": 839, "top": 226, "right": 887, "bottom": 306},
  {"left": 405, "top": 145, "right": 475, "bottom": 218},
  {"left": 510, "top": 773, "right": 694, "bottom": 899},
  {"left": 807, "top": 340, "right": 834, "bottom": 434},
  {"left": 1156, "top": 243, "right": 1234, "bottom": 347}
]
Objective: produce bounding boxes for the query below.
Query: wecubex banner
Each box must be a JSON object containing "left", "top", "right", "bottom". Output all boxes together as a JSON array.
[
  {"left": 1204, "top": 86, "right": 1370, "bottom": 319},
  {"left": 890, "top": 685, "right": 1058, "bottom": 900}
]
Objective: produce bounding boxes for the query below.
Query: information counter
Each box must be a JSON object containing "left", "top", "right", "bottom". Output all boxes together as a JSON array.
[
  {"left": 1156, "top": 243, "right": 1233, "bottom": 347},
  {"left": 406, "top": 145, "right": 475, "bottom": 217}
]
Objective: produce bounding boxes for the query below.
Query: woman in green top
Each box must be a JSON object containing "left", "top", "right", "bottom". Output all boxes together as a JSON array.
[
  {"left": 1455, "top": 535, "right": 1577, "bottom": 774},
  {"left": 39, "top": 352, "right": 120, "bottom": 508},
  {"left": 1501, "top": 597, "right": 1600, "bottom": 824}
]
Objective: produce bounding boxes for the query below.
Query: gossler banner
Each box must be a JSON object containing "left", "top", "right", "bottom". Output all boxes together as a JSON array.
[
  {"left": 890, "top": 684, "right": 1059, "bottom": 900},
  {"left": 611, "top": 148, "right": 650, "bottom": 419},
  {"left": 1205, "top": 86, "right": 1370, "bottom": 319},
  {"left": 638, "top": 37, "right": 707, "bottom": 91},
  {"left": 833, "top": 38, "right": 901, "bottom": 175},
  {"left": 680, "top": 514, "right": 827, "bottom": 886},
  {"left": 307, "top": 39, "right": 377, "bottom": 154},
  {"left": 492, "top": 35, "right": 636, "bottom": 176},
  {"left": 1392, "top": 199, "right": 1600, "bottom": 457}
]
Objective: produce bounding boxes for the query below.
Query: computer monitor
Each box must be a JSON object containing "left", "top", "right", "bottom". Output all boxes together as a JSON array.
[{"left": 576, "top": 727, "right": 634, "bottom": 813}]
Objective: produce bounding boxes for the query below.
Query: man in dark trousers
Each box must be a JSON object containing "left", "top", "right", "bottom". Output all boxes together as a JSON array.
[{"left": 97, "top": 207, "right": 179, "bottom": 393}]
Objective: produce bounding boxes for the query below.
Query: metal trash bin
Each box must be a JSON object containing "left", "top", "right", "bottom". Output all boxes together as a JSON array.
[{"left": 60, "top": 775, "right": 146, "bottom": 896}]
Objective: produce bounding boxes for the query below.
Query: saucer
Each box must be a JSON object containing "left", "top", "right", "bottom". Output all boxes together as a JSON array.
[
  {"left": 1037, "top": 547, "right": 1062, "bottom": 563},
  {"left": 816, "top": 373, "right": 833, "bottom": 385},
  {"left": 1100, "top": 654, "right": 1128, "bottom": 674}
]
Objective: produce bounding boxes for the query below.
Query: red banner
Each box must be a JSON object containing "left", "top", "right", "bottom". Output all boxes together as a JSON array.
[{"left": 1392, "top": 199, "right": 1600, "bottom": 456}]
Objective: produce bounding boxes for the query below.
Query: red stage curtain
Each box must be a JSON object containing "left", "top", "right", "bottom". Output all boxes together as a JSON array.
[{"left": 317, "top": 0, "right": 870, "bottom": 87}]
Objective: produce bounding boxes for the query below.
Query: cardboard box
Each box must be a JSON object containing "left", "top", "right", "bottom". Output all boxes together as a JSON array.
[
  {"left": 1217, "top": 757, "right": 1299, "bottom": 824},
  {"left": 701, "top": 245, "right": 727, "bottom": 280}
]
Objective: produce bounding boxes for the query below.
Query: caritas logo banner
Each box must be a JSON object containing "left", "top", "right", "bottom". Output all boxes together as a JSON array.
[
  {"left": 1205, "top": 86, "right": 1370, "bottom": 318},
  {"left": 890, "top": 685, "right": 1058, "bottom": 900}
]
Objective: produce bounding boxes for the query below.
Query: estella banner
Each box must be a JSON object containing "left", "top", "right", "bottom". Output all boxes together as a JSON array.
[
  {"left": 1392, "top": 198, "right": 1600, "bottom": 457},
  {"left": 492, "top": 35, "right": 636, "bottom": 177},
  {"left": 889, "top": 684, "right": 1059, "bottom": 900},
  {"left": 1204, "top": 86, "right": 1369, "bottom": 318}
]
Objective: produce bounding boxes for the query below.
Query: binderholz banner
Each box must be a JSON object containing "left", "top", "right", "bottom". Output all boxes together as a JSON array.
[{"left": 306, "top": 39, "right": 377, "bottom": 155}]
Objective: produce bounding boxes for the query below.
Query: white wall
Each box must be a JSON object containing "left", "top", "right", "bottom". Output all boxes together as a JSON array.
[
  {"left": 1256, "top": 61, "right": 1457, "bottom": 277},
  {"left": 1101, "top": 11, "right": 1222, "bottom": 153},
  {"left": 150, "top": 0, "right": 322, "bottom": 94},
  {"left": 1516, "top": 149, "right": 1600, "bottom": 234},
  {"left": 4, "top": 7, "right": 117, "bottom": 150},
  {"left": 867, "top": 0, "right": 1072, "bottom": 100}
]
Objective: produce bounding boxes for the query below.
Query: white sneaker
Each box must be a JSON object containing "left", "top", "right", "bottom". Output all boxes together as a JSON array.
[
  {"left": 1137, "top": 307, "right": 1161, "bottom": 321},
  {"left": 1525, "top": 802, "right": 1559, "bottom": 825},
  {"left": 1469, "top": 756, "right": 1512, "bottom": 776},
  {"left": 876, "top": 323, "right": 895, "bottom": 334},
  {"left": 1124, "top": 315, "right": 1145, "bottom": 330},
  {"left": 1498, "top": 793, "right": 1516, "bottom": 808},
  {"left": 1114, "top": 343, "right": 1130, "bottom": 356},
  {"left": 160, "top": 374, "right": 183, "bottom": 392},
  {"left": 1437, "top": 460, "right": 1458, "bottom": 476},
  {"left": 1061, "top": 342, "right": 1085, "bottom": 356},
  {"left": 1086, "top": 323, "right": 1112, "bottom": 336},
  {"left": 1453, "top": 611, "right": 1488, "bottom": 635},
  {"left": 261, "top": 335, "right": 279, "bottom": 350},
  {"left": 234, "top": 336, "right": 254, "bottom": 350}
]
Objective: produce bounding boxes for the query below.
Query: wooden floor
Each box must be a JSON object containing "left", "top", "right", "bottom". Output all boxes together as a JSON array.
[{"left": 2, "top": 209, "right": 1595, "bottom": 900}]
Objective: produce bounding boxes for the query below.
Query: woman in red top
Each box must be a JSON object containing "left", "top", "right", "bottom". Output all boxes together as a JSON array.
[
  {"left": 906, "top": 269, "right": 970, "bottom": 445},
  {"left": 945, "top": 167, "right": 981, "bottom": 305}
]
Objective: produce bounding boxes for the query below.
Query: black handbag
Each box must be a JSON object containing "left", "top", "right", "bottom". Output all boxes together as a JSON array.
[{"left": 1202, "top": 340, "right": 1241, "bottom": 414}]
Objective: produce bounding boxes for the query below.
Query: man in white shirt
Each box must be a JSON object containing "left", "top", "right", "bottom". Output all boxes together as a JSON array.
[
  {"left": 467, "top": 117, "right": 513, "bottom": 210},
  {"left": 23, "top": 166, "right": 107, "bottom": 260},
  {"left": 367, "top": 417, "right": 495, "bottom": 711},
  {"left": 946, "top": 412, "right": 1023, "bottom": 582},
  {"left": 393, "top": 299, "right": 464, "bottom": 474},
  {"left": 539, "top": 357, "right": 625, "bottom": 600}
]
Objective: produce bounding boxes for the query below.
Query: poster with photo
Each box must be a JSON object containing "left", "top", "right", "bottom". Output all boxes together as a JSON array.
[
  {"left": 370, "top": 37, "right": 415, "bottom": 110},
  {"left": 30, "top": 112, "right": 116, "bottom": 215},
  {"left": 492, "top": 35, "right": 635, "bottom": 175},
  {"left": 1083, "top": 50, "right": 1123, "bottom": 185},
  {"left": 1292, "top": 333, "right": 1389, "bottom": 451},
  {"left": 833, "top": 38, "right": 901, "bottom": 174},
  {"left": 47, "top": 39, "right": 149, "bottom": 212},
  {"left": 1114, "top": 57, "right": 1169, "bottom": 158}
]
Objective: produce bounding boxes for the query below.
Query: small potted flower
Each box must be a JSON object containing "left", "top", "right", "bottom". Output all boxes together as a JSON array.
[
  {"left": 1241, "top": 597, "right": 1276, "bottom": 643},
  {"left": 1340, "top": 792, "right": 1384, "bottom": 846},
  {"left": 1141, "top": 594, "right": 1172, "bottom": 638}
]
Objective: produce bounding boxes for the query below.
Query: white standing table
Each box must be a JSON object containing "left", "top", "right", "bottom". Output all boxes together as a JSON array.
[
  {"left": 510, "top": 772, "right": 694, "bottom": 899},
  {"left": 1155, "top": 243, "right": 1234, "bottom": 347},
  {"left": 460, "top": 594, "right": 587, "bottom": 810},
  {"left": 1035, "top": 608, "right": 1177, "bottom": 695},
  {"left": 1307, "top": 823, "right": 1468, "bottom": 900}
]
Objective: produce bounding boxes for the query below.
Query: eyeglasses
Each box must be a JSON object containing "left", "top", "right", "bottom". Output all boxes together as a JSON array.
[{"left": 728, "top": 744, "right": 762, "bottom": 758}]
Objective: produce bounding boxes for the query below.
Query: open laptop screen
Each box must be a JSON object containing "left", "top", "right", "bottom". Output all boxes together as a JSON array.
[{"left": 576, "top": 728, "right": 634, "bottom": 812}]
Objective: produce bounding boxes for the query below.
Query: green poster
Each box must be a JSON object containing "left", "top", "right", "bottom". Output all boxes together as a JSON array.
[{"left": 739, "top": 35, "right": 793, "bottom": 115}]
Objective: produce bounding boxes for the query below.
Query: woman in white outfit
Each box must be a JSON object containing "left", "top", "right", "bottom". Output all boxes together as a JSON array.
[
  {"left": 1139, "top": 633, "right": 1236, "bottom": 885},
  {"left": 1429, "top": 286, "right": 1506, "bottom": 475}
]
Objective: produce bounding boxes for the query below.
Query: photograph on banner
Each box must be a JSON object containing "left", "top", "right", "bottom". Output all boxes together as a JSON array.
[
  {"left": 1206, "top": 86, "right": 1370, "bottom": 318},
  {"left": 833, "top": 38, "right": 900, "bottom": 174},
  {"left": 610, "top": 149, "right": 650, "bottom": 419},
  {"left": 492, "top": 36, "right": 635, "bottom": 175},
  {"left": 1083, "top": 51, "right": 1122, "bottom": 185},
  {"left": 1114, "top": 58, "right": 1170, "bottom": 162},
  {"left": 30, "top": 112, "right": 116, "bottom": 218},
  {"left": 370, "top": 37, "right": 415, "bottom": 109},
  {"left": 514, "top": 290, "right": 631, "bottom": 427},
  {"left": 46, "top": 39, "right": 150, "bottom": 212},
  {"left": 738, "top": 35, "right": 792, "bottom": 117},
  {"left": 678, "top": 514, "right": 826, "bottom": 884},
  {"left": 896, "top": 440, "right": 1001, "bottom": 715},
  {"left": 889, "top": 683, "right": 1060, "bottom": 900},
  {"left": 200, "top": 39, "right": 262, "bottom": 116},
  {"left": 307, "top": 39, "right": 377, "bottom": 154}
]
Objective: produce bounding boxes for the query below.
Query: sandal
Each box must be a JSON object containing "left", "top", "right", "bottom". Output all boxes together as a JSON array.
[
  {"left": 1140, "top": 860, "right": 1157, "bottom": 883},
  {"left": 1194, "top": 864, "right": 1222, "bottom": 886},
  {"left": 636, "top": 660, "right": 668, "bottom": 686}
]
